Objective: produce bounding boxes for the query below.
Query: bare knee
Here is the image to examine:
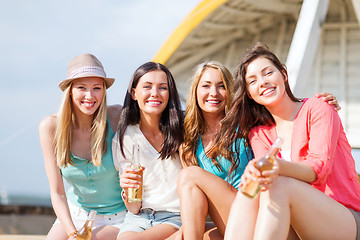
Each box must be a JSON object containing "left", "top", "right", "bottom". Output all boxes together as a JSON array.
[
  {"left": 117, "top": 232, "right": 137, "bottom": 240},
  {"left": 260, "top": 176, "right": 300, "bottom": 203},
  {"left": 177, "top": 166, "right": 203, "bottom": 189}
]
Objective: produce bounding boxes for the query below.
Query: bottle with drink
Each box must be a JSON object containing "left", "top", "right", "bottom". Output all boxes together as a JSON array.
[
  {"left": 128, "top": 144, "right": 143, "bottom": 202},
  {"left": 75, "top": 210, "right": 97, "bottom": 240},
  {"left": 240, "top": 137, "right": 282, "bottom": 199}
]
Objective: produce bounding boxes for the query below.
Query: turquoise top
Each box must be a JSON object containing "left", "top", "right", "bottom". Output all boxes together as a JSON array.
[
  {"left": 61, "top": 121, "right": 126, "bottom": 215},
  {"left": 196, "top": 137, "right": 251, "bottom": 189}
]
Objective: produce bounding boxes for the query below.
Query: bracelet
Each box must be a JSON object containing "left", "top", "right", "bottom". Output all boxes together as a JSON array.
[
  {"left": 121, "top": 189, "right": 128, "bottom": 202},
  {"left": 68, "top": 230, "right": 78, "bottom": 237}
]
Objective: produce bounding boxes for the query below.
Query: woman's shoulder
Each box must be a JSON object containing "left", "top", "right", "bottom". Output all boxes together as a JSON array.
[
  {"left": 301, "top": 97, "right": 334, "bottom": 114},
  {"left": 39, "top": 115, "right": 57, "bottom": 131},
  {"left": 249, "top": 124, "right": 276, "bottom": 142},
  {"left": 250, "top": 124, "right": 275, "bottom": 135},
  {"left": 107, "top": 104, "right": 122, "bottom": 131},
  {"left": 107, "top": 104, "right": 122, "bottom": 114}
]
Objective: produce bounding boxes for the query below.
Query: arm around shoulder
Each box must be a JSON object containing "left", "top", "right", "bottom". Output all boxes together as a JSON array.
[{"left": 107, "top": 104, "right": 122, "bottom": 132}]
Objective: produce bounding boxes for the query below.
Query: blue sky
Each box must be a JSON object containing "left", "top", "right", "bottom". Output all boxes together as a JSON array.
[
  {"left": 0, "top": 0, "right": 200, "bottom": 202},
  {"left": 1, "top": 1, "right": 359, "bottom": 205}
]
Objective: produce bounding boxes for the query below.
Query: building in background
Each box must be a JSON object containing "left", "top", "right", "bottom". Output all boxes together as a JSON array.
[{"left": 153, "top": 0, "right": 360, "bottom": 167}]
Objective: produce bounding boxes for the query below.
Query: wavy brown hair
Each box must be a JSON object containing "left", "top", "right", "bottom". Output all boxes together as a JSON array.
[
  {"left": 181, "top": 61, "right": 233, "bottom": 168},
  {"left": 211, "top": 43, "right": 300, "bottom": 161}
]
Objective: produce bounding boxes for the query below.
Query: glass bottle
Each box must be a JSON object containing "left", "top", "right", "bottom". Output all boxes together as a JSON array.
[
  {"left": 241, "top": 138, "right": 282, "bottom": 198},
  {"left": 128, "top": 144, "right": 143, "bottom": 202},
  {"left": 76, "top": 210, "right": 97, "bottom": 240}
]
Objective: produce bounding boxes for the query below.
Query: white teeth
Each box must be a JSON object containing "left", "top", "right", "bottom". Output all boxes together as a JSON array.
[
  {"left": 207, "top": 100, "right": 220, "bottom": 104},
  {"left": 263, "top": 88, "right": 275, "bottom": 95},
  {"left": 83, "top": 102, "right": 95, "bottom": 107},
  {"left": 147, "top": 101, "right": 161, "bottom": 106}
]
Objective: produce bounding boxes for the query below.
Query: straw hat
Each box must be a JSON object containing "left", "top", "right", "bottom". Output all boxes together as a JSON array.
[{"left": 58, "top": 53, "right": 115, "bottom": 91}]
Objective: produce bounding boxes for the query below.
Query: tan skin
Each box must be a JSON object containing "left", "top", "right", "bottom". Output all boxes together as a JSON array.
[
  {"left": 224, "top": 57, "right": 356, "bottom": 240},
  {"left": 39, "top": 77, "right": 122, "bottom": 240}
]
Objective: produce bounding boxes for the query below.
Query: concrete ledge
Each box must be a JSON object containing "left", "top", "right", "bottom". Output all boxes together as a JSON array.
[{"left": 0, "top": 235, "right": 45, "bottom": 240}]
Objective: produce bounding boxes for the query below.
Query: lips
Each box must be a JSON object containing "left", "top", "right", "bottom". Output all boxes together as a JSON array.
[
  {"left": 82, "top": 101, "right": 96, "bottom": 109},
  {"left": 206, "top": 99, "right": 221, "bottom": 104},
  {"left": 146, "top": 99, "right": 162, "bottom": 106},
  {"left": 261, "top": 87, "right": 275, "bottom": 96}
]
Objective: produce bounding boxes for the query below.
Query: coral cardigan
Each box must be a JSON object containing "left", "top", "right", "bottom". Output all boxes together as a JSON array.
[{"left": 250, "top": 97, "right": 360, "bottom": 212}]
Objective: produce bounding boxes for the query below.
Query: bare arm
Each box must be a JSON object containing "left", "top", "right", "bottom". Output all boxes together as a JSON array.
[
  {"left": 39, "top": 116, "right": 77, "bottom": 235},
  {"left": 107, "top": 104, "right": 122, "bottom": 132},
  {"left": 277, "top": 159, "right": 316, "bottom": 183}
]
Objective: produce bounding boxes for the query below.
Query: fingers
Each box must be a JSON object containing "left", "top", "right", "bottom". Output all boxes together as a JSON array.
[
  {"left": 120, "top": 167, "right": 143, "bottom": 189},
  {"left": 259, "top": 160, "right": 279, "bottom": 191},
  {"left": 240, "top": 159, "right": 263, "bottom": 190},
  {"left": 315, "top": 92, "right": 341, "bottom": 111},
  {"left": 120, "top": 177, "right": 141, "bottom": 189}
]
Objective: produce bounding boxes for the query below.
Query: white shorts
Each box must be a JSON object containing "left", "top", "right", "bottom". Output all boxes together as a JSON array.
[{"left": 54, "top": 201, "right": 126, "bottom": 230}]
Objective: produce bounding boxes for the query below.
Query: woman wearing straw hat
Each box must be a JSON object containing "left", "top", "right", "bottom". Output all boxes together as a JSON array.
[{"left": 39, "top": 53, "right": 126, "bottom": 240}]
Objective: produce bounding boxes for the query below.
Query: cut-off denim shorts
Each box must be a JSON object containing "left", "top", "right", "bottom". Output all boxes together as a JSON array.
[
  {"left": 54, "top": 201, "right": 126, "bottom": 230},
  {"left": 118, "top": 208, "right": 181, "bottom": 235}
]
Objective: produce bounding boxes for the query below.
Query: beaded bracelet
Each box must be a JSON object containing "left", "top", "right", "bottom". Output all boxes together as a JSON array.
[{"left": 68, "top": 230, "right": 78, "bottom": 238}]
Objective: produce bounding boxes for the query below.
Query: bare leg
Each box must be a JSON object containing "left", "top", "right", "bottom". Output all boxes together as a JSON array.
[
  {"left": 117, "top": 224, "right": 178, "bottom": 240},
  {"left": 177, "top": 166, "right": 237, "bottom": 239},
  {"left": 287, "top": 226, "right": 300, "bottom": 240},
  {"left": 165, "top": 227, "right": 182, "bottom": 240},
  {"left": 254, "top": 176, "right": 357, "bottom": 240},
  {"left": 224, "top": 190, "right": 259, "bottom": 240},
  {"left": 92, "top": 225, "right": 120, "bottom": 240},
  {"left": 203, "top": 222, "right": 223, "bottom": 240},
  {"left": 46, "top": 223, "right": 68, "bottom": 240}
]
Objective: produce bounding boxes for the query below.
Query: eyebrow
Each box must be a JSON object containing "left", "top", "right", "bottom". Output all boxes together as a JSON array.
[
  {"left": 199, "top": 80, "right": 224, "bottom": 84},
  {"left": 142, "top": 81, "right": 168, "bottom": 85},
  {"left": 246, "top": 65, "right": 273, "bottom": 78}
]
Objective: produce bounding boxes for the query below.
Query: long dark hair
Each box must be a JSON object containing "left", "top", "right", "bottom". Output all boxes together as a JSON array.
[
  {"left": 118, "top": 62, "right": 184, "bottom": 159},
  {"left": 211, "top": 43, "right": 301, "bottom": 161}
]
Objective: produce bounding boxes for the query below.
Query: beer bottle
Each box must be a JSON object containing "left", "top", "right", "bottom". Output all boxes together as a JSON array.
[
  {"left": 76, "top": 210, "right": 97, "bottom": 240},
  {"left": 241, "top": 138, "right": 282, "bottom": 198},
  {"left": 128, "top": 144, "right": 143, "bottom": 202}
]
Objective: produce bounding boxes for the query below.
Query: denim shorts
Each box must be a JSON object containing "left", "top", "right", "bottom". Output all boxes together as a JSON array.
[
  {"left": 54, "top": 201, "right": 126, "bottom": 230},
  {"left": 118, "top": 208, "right": 182, "bottom": 234}
]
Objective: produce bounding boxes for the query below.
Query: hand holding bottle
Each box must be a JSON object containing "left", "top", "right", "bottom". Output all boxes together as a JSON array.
[
  {"left": 240, "top": 138, "right": 282, "bottom": 198},
  {"left": 119, "top": 165, "right": 144, "bottom": 192},
  {"left": 257, "top": 158, "right": 279, "bottom": 190}
]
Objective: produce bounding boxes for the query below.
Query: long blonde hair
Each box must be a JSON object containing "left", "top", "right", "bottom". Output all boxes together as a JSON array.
[
  {"left": 181, "top": 61, "right": 233, "bottom": 167},
  {"left": 54, "top": 82, "right": 108, "bottom": 167}
]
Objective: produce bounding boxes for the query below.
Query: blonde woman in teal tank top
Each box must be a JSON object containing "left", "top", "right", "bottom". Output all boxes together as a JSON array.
[{"left": 39, "top": 54, "right": 126, "bottom": 240}]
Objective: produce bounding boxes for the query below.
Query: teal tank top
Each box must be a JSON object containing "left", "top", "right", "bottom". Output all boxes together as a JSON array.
[
  {"left": 61, "top": 121, "right": 126, "bottom": 214},
  {"left": 196, "top": 137, "right": 251, "bottom": 189}
]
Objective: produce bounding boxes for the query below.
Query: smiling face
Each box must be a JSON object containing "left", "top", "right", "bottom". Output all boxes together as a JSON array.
[
  {"left": 245, "top": 57, "right": 287, "bottom": 108},
  {"left": 196, "top": 67, "right": 227, "bottom": 116},
  {"left": 71, "top": 77, "right": 105, "bottom": 116},
  {"left": 132, "top": 69, "right": 169, "bottom": 118}
]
